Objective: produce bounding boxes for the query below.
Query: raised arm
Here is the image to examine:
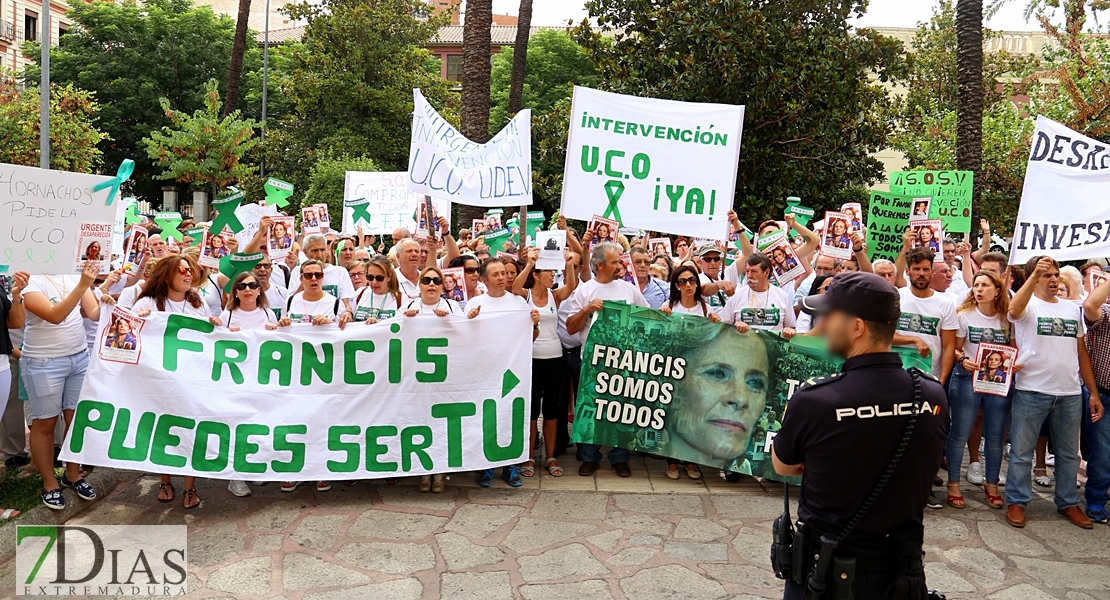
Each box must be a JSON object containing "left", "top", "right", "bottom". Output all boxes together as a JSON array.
[
  {"left": 554, "top": 250, "right": 580, "bottom": 303},
  {"left": 971, "top": 219, "right": 991, "bottom": 264},
  {"left": 438, "top": 216, "right": 460, "bottom": 264},
  {"left": 1084, "top": 274, "right": 1110, "bottom": 323},
  {"left": 243, "top": 216, "right": 272, "bottom": 254},
  {"left": 24, "top": 262, "right": 98, "bottom": 325},
  {"left": 513, "top": 248, "right": 536, "bottom": 299},
  {"left": 894, "top": 227, "right": 913, "bottom": 288},
  {"left": 1010, "top": 257, "right": 1051, "bottom": 321},
  {"left": 786, "top": 213, "right": 821, "bottom": 262},
  {"left": 851, "top": 232, "right": 873, "bottom": 273}
]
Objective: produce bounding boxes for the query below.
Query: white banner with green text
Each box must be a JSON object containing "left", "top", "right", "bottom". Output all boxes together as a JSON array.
[{"left": 60, "top": 311, "right": 533, "bottom": 480}]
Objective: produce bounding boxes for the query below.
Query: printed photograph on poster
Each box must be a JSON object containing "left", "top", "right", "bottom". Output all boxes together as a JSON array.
[
  {"left": 973, "top": 343, "right": 1016, "bottom": 396},
  {"left": 100, "top": 307, "right": 145, "bottom": 365},
  {"left": 414, "top": 198, "right": 441, "bottom": 240},
  {"left": 267, "top": 216, "right": 295, "bottom": 260},
  {"left": 764, "top": 237, "right": 806, "bottom": 287},
  {"left": 840, "top": 202, "right": 864, "bottom": 233},
  {"left": 619, "top": 252, "right": 639, "bottom": 288},
  {"left": 486, "top": 212, "right": 502, "bottom": 231},
  {"left": 1089, "top": 270, "right": 1110, "bottom": 301},
  {"left": 649, "top": 237, "right": 672, "bottom": 258},
  {"left": 496, "top": 251, "right": 519, "bottom": 262},
  {"left": 910, "top": 197, "right": 931, "bottom": 221},
  {"left": 314, "top": 204, "right": 331, "bottom": 231},
  {"left": 441, "top": 267, "right": 468, "bottom": 304},
  {"left": 123, "top": 227, "right": 148, "bottom": 275},
  {"left": 301, "top": 207, "right": 322, "bottom": 235},
  {"left": 910, "top": 219, "right": 944, "bottom": 261},
  {"left": 535, "top": 230, "right": 567, "bottom": 271},
  {"left": 728, "top": 222, "right": 741, "bottom": 242},
  {"left": 588, "top": 215, "right": 620, "bottom": 247},
  {"left": 74, "top": 222, "right": 113, "bottom": 274},
  {"left": 199, "top": 229, "right": 232, "bottom": 268},
  {"left": 820, "top": 211, "right": 853, "bottom": 260},
  {"left": 472, "top": 219, "right": 488, "bottom": 235}
]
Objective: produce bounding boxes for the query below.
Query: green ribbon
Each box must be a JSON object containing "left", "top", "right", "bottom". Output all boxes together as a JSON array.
[
  {"left": 346, "top": 198, "right": 372, "bottom": 227},
  {"left": 122, "top": 197, "right": 142, "bottom": 225},
  {"left": 264, "top": 178, "right": 294, "bottom": 208},
  {"left": 92, "top": 159, "right": 134, "bottom": 206},
  {"left": 602, "top": 180, "right": 625, "bottom": 224},
  {"left": 186, "top": 226, "right": 205, "bottom": 247},
  {"left": 218, "top": 252, "right": 265, "bottom": 293},
  {"left": 209, "top": 188, "right": 246, "bottom": 235},
  {"left": 154, "top": 212, "right": 184, "bottom": 241},
  {"left": 784, "top": 196, "right": 815, "bottom": 227}
]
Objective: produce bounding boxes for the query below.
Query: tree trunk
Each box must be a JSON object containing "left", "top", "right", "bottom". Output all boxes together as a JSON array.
[
  {"left": 224, "top": 0, "right": 253, "bottom": 116},
  {"left": 506, "top": 0, "right": 533, "bottom": 117},
  {"left": 458, "top": 0, "right": 493, "bottom": 231},
  {"left": 955, "top": 0, "right": 983, "bottom": 238}
]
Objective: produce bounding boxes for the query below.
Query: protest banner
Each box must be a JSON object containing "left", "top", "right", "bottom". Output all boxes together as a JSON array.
[
  {"left": 889, "top": 170, "right": 973, "bottom": 233},
  {"left": 570, "top": 302, "right": 933, "bottom": 481},
  {"left": 406, "top": 89, "right": 532, "bottom": 207},
  {"left": 62, "top": 311, "right": 534, "bottom": 480},
  {"left": 561, "top": 87, "right": 744, "bottom": 240},
  {"left": 865, "top": 190, "right": 914, "bottom": 262},
  {"left": 0, "top": 162, "right": 122, "bottom": 275},
  {"left": 535, "top": 230, "right": 567, "bottom": 270},
  {"left": 343, "top": 171, "right": 450, "bottom": 235},
  {"left": 1011, "top": 116, "right": 1110, "bottom": 263}
]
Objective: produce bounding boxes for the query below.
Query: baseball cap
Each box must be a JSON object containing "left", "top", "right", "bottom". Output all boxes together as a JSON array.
[
  {"left": 694, "top": 243, "right": 722, "bottom": 257},
  {"left": 799, "top": 272, "right": 900, "bottom": 323}
]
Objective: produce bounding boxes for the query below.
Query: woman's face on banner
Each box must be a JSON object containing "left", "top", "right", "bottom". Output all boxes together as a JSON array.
[
  {"left": 671, "top": 332, "right": 769, "bottom": 462},
  {"left": 117, "top": 319, "right": 130, "bottom": 335},
  {"left": 832, "top": 220, "right": 846, "bottom": 236},
  {"left": 986, "top": 352, "right": 1004, "bottom": 370},
  {"left": 919, "top": 227, "right": 933, "bottom": 242}
]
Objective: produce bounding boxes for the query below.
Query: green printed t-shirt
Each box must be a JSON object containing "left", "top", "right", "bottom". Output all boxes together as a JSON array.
[
  {"left": 896, "top": 287, "right": 958, "bottom": 377},
  {"left": 1010, "top": 295, "right": 1085, "bottom": 395}
]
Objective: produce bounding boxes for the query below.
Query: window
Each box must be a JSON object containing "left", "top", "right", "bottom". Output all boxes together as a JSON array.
[
  {"left": 24, "top": 13, "right": 36, "bottom": 41},
  {"left": 446, "top": 54, "right": 463, "bottom": 83},
  {"left": 58, "top": 24, "right": 68, "bottom": 39}
]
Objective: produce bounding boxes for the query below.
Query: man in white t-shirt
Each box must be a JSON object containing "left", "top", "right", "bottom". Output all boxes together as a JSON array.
[
  {"left": 289, "top": 234, "right": 355, "bottom": 312},
  {"left": 565, "top": 242, "right": 648, "bottom": 478},
  {"left": 722, "top": 253, "right": 796, "bottom": 337},
  {"left": 694, "top": 244, "right": 734, "bottom": 313},
  {"left": 253, "top": 257, "right": 288, "bottom": 319},
  {"left": 893, "top": 247, "right": 958, "bottom": 383},
  {"left": 1005, "top": 255, "right": 1103, "bottom": 530}
]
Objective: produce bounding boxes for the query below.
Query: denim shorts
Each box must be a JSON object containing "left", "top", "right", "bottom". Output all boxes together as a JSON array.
[{"left": 22, "top": 349, "right": 89, "bottom": 421}]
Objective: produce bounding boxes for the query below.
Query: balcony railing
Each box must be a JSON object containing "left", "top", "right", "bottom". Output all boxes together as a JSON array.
[{"left": 0, "top": 22, "right": 14, "bottom": 43}]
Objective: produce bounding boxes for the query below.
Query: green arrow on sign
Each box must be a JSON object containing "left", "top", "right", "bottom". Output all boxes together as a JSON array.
[{"left": 502, "top": 369, "right": 520, "bottom": 398}]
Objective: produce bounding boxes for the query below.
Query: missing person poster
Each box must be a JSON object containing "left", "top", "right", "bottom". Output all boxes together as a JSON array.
[
  {"left": 910, "top": 197, "right": 932, "bottom": 222},
  {"left": 302, "top": 207, "right": 322, "bottom": 235},
  {"left": 441, "top": 267, "right": 468, "bottom": 304},
  {"left": 535, "top": 230, "right": 567, "bottom": 271},
  {"left": 100, "top": 307, "right": 144, "bottom": 365},
  {"left": 572, "top": 302, "right": 931, "bottom": 482},
  {"left": 588, "top": 215, "right": 620, "bottom": 248},
  {"left": 821, "top": 211, "right": 853, "bottom": 260},
  {"left": 619, "top": 253, "right": 638, "bottom": 288},
  {"left": 267, "top": 216, "right": 295, "bottom": 260},
  {"left": 200, "top": 229, "right": 232, "bottom": 269},
  {"left": 123, "top": 227, "right": 148, "bottom": 275},
  {"left": 75, "top": 222, "right": 113, "bottom": 274},
  {"left": 649, "top": 237, "right": 672, "bottom": 258},
  {"left": 761, "top": 236, "right": 805, "bottom": 287},
  {"left": 840, "top": 202, "right": 864, "bottom": 234},
  {"left": 314, "top": 203, "right": 331, "bottom": 232},
  {"left": 910, "top": 219, "right": 944, "bottom": 262},
  {"left": 973, "top": 343, "right": 1015, "bottom": 396}
]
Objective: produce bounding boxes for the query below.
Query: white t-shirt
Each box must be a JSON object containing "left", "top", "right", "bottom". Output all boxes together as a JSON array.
[
  {"left": 722, "top": 285, "right": 797, "bottom": 332},
  {"left": 404, "top": 297, "right": 462, "bottom": 315},
  {"left": 23, "top": 275, "right": 89, "bottom": 359},
  {"left": 353, "top": 290, "right": 402, "bottom": 322},
  {"left": 670, "top": 300, "right": 713, "bottom": 318},
  {"left": 290, "top": 264, "right": 355, "bottom": 305},
  {"left": 465, "top": 291, "right": 528, "bottom": 314},
  {"left": 84, "top": 287, "right": 103, "bottom": 350},
  {"left": 1010, "top": 295, "right": 1086, "bottom": 395},
  {"left": 264, "top": 285, "right": 288, "bottom": 318},
  {"left": 218, "top": 307, "right": 278, "bottom": 330},
  {"left": 529, "top": 291, "right": 562, "bottom": 359},
  {"left": 132, "top": 296, "right": 211, "bottom": 318},
  {"left": 896, "top": 287, "right": 958, "bottom": 377},
  {"left": 198, "top": 276, "right": 224, "bottom": 316},
  {"left": 698, "top": 272, "right": 731, "bottom": 314},
  {"left": 395, "top": 268, "right": 422, "bottom": 300},
  {"left": 285, "top": 292, "right": 339, "bottom": 324},
  {"left": 956, "top": 307, "right": 1011, "bottom": 361},
  {"left": 118, "top": 281, "right": 144, "bottom": 310},
  {"left": 563, "top": 279, "right": 648, "bottom": 348}
]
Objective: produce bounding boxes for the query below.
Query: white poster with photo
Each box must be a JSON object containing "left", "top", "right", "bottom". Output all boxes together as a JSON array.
[
  {"left": 648, "top": 237, "right": 672, "bottom": 258},
  {"left": 301, "top": 207, "right": 323, "bottom": 236},
  {"left": 973, "top": 343, "right": 1016, "bottom": 397},
  {"left": 99, "top": 306, "right": 144, "bottom": 365},
  {"left": 200, "top": 229, "right": 232, "bottom": 268},
  {"left": 233, "top": 202, "right": 280, "bottom": 248},
  {"left": 74, "top": 222, "right": 113, "bottom": 274},
  {"left": 840, "top": 202, "right": 864, "bottom": 233},
  {"left": 123, "top": 227, "right": 147, "bottom": 275},
  {"left": 535, "top": 230, "right": 567, "bottom": 271},
  {"left": 910, "top": 219, "right": 945, "bottom": 262},
  {"left": 820, "top": 211, "right": 853, "bottom": 260},
  {"left": 561, "top": 86, "right": 744, "bottom": 239},
  {"left": 267, "top": 216, "right": 296, "bottom": 260},
  {"left": 343, "top": 171, "right": 452, "bottom": 234},
  {"left": 763, "top": 237, "right": 806, "bottom": 287},
  {"left": 910, "top": 197, "right": 931, "bottom": 222}
]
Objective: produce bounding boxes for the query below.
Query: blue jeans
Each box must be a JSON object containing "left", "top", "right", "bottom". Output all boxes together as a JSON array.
[
  {"left": 21, "top": 349, "right": 89, "bottom": 421},
  {"left": 1006, "top": 390, "right": 1082, "bottom": 509},
  {"left": 578, "top": 444, "right": 629, "bottom": 465},
  {"left": 946, "top": 367, "right": 1010, "bottom": 484},
  {"left": 1085, "top": 389, "right": 1110, "bottom": 509}
]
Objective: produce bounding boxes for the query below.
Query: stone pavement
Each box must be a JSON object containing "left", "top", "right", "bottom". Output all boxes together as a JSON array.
[{"left": 1, "top": 454, "right": 1109, "bottom": 599}]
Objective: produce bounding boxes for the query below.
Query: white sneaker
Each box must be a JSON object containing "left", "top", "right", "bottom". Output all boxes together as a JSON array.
[
  {"left": 967, "top": 462, "right": 984, "bottom": 486},
  {"left": 1046, "top": 454, "right": 1056, "bottom": 466},
  {"left": 998, "top": 472, "right": 1007, "bottom": 485},
  {"left": 227, "top": 480, "right": 251, "bottom": 497}
]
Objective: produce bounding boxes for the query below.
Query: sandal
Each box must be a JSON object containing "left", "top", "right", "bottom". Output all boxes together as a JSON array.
[
  {"left": 545, "top": 458, "right": 563, "bottom": 477},
  {"left": 183, "top": 488, "right": 200, "bottom": 510},
  {"left": 946, "top": 482, "right": 965, "bottom": 509},
  {"left": 0, "top": 508, "right": 19, "bottom": 521},
  {"left": 685, "top": 463, "right": 702, "bottom": 480},
  {"left": 157, "top": 482, "right": 175, "bottom": 503},
  {"left": 1034, "top": 468, "right": 1053, "bottom": 488},
  {"left": 316, "top": 481, "right": 332, "bottom": 492},
  {"left": 984, "top": 484, "right": 1004, "bottom": 509},
  {"left": 521, "top": 460, "right": 536, "bottom": 477}
]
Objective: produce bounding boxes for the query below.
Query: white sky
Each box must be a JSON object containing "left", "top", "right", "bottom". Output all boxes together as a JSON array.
[{"left": 492, "top": 0, "right": 1048, "bottom": 32}]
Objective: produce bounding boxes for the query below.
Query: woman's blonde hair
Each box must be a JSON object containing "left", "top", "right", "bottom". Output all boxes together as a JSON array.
[{"left": 958, "top": 270, "right": 1010, "bottom": 321}]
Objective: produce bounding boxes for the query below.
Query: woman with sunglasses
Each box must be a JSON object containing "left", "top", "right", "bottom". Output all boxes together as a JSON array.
[
  {"left": 353, "top": 257, "right": 402, "bottom": 323},
  {"left": 278, "top": 260, "right": 350, "bottom": 329},
  {"left": 133, "top": 255, "right": 212, "bottom": 509}
]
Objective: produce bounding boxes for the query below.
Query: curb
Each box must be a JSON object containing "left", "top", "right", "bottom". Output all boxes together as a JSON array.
[{"left": 0, "top": 468, "right": 132, "bottom": 565}]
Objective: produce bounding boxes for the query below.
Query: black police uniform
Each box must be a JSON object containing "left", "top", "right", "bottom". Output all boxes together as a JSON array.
[{"left": 773, "top": 353, "right": 948, "bottom": 599}]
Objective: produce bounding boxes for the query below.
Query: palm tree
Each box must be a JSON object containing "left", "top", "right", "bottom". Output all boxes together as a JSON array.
[
  {"left": 956, "top": 0, "right": 984, "bottom": 230},
  {"left": 507, "top": 0, "right": 533, "bottom": 116},
  {"left": 224, "top": 0, "right": 253, "bottom": 115},
  {"left": 459, "top": 0, "right": 493, "bottom": 228}
]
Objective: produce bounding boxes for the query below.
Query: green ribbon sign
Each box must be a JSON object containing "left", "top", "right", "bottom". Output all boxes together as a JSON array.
[
  {"left": 602, "top": 180, "right": 625, "bottom": 224},
  {"left": 784, "top": 196, "right": 815, "bottom": 227},
  {"left": 186, "top": 226, "right": 205, "bottom": 247},
  {"left": 122, "top": 197, "right": 142, "bottom": 225},
  {"left": 264, "top": 178, "right": 294, "bottom": 208},
  {"left": 92, "top": 159, "right": 134, "bottom": 206},
  {"left": 209, "top": 189, "right": 246, "bottom": 235},
  {"left": 154, "top": 212, "right": 184, "bottom": 241},
  {"left": 218, "top": 252, "right": 264, "bottom": 293},
  {"left": 346, "top": 198, "right": 372, "bottom": 227}
]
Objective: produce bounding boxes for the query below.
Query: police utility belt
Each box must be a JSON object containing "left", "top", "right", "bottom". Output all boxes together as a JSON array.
[{"left": 770, "top": 368, "right": 945, "bottom": 600}]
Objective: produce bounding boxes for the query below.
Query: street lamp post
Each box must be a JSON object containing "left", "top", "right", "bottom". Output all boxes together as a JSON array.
[
  {"left": 38, "top": 0, "right": 50, "bottom": 169},
  {"left": 260, "top": 0, "right": 270, "bottom": 178}
]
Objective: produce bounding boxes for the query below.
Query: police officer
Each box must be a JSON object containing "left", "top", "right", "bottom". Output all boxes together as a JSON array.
[{"left": 772, "top": 272, "right": 948, "bottom": 599}]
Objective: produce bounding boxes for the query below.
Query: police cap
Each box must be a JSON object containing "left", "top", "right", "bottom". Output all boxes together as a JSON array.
[{"left": 799, "top": 271, "right": 900, "bottom": 323}]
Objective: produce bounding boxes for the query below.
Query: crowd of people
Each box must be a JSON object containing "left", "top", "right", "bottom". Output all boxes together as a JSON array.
[{"left": 0, "top": 205, "right": 1105, "bottom": 532}]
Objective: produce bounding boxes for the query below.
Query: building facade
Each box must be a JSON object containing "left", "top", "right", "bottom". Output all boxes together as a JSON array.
[{"left": 0, "top": 0, "right": 69, "bottom": 74}]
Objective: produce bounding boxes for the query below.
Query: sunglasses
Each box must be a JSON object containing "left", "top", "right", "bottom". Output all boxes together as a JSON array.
[
  {"left": 255, "top": 263, "right": 273, "bottom": 269},
  {"left": 463, "top": 267, "right": 480, "bottom": 274},
  {"left": 235, "top": 281, "right": 260, "bottom": 291},
  {"left": 176, "top": 267, "right": 191, "bottom": 276},
  {"left": 701, "top": 255, "right": 722, "bottom": 263},
  {"left": 303, "top": 272, "right": 324, "bottom": 280},
  {"left": 676, "top": 276, "right": 698, "bottom": 286},
  {"left": 421, "top": 276, "right": 443, "bottom": 286},
  {"left": 367, "top": 274, "right": 387, "bottom": 283}
]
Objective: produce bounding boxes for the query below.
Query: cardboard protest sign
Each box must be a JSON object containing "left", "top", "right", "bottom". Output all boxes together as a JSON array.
[
  {"left": 233, "top": 202, "right": 280, "bottom": 247},
  {"left": 758, "top": 232, "right": 805, "bottom": 287},
  {"left": 99, "top": 307, "right": 144, "bottom": 365},
  {"left": 123, "top": 227, "right": 147, "bottom": 275},
  {"left": 910, "top": 219, "right": 945, "bottom": 262},
  {"left": 441, "top": 267, "right": 468, "bottom": 304},
  {"left": 62, "top": 310, "right": 534, "bottom": 480},
  {"left": 301, "top": 207, "right": 323, "bottom": 235},
  {"left": 865, "top": 190, "right": 913, "bottom": 262},
  {"left": 267, "top": 216, "right": 295, "bottom": 260},
  {"left": 75, "top": 222, "right": 113, "bottom": 274},
  {"left": 910, "top": 197, "right": 931, "bottom": 221},
  {"left": 785, "top": 196, "right": 815, "bottom": 228},
  {"left": 524, "top": 211, "right": 546, "bottom": 246},
  {"left": 648, "top": 237, "right": 672, "bottom": 257},
  {"left": 472, "top": 219, "right": 488, "bottom": 235},
  {"left": 535, "top": 230, "right": 567, "bottom": 271},
  {"left": 889, "top": 170, "right": 973, "bottom": 233},
  {"left": 571, "top": 302, "right": 937, "bottom": 481},
  {"left": 483, "top": 228, "right": 514, "bottom": 254},
  {"left": 0, "top": 162, "right": 121, "bottom": 274},
  {"left": 973, "top": 343, "right": 1015, "bottom": 397},
  {"left": 199, "top": 229, "right": 232, "bottom": 268},
  {"left": 820, "top": 211, "right": 853, "bottom": 260},
  {"left": 407, "top": 89, "right": 532, "bottom": 207},
  {"left": 1011, "top": 116, "right": 1110, "bottom": 263},
  {"left": 588, "top": 215, "right": 620, "bottom": 248},
  {"left": 840, "top": 202, "right": 864, "bottom": 234},
  {"left": 314, "top": 203, "right": 331, "bottom": 232},
  {"left": 343, "top": 171, "right": 451, "bottom": 234},
  {"left": 185, "top": 226, "right": 205, "bottom": 248},
  {"left": 618, "top": 253, "right": 638, "bottom": 288},
  {"left": 561, "top": 87, "right": 744, "bottom": 240}
]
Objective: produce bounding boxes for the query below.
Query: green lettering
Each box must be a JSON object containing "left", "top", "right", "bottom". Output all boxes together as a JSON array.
[
  {"left": 415, "top": 338, "right": 448, "bottom": 382},
  {"left": 272, "top": 425, "right": 306, "bottom": 473},
  {"left": 234, "top": 424, "right": 270, "bottom": 473},
  {"left": 301, "top": 342, "right": 333, "bottom": 385},
  {"left": 483, "top": 397, "right": 525, "bottom": 461},
  {"left": 431, "top": 402, "right": 475, "bottom": 468},
  {"left": 163, "top": 314, "right": 212, "bottom": 371},
  {"left": 107, "top": 409, "right": 154, "bottom": 462},
  {"left": 327, "top": 425, "right": 361, "bottom": 473},
  {"left": 400, "top": 426, "right": 433, "bottom": 471},
  {"left": 150, "top": 414, "right": 195, "bottom": 468},
  {"left": 365, "top": 425, "right": 398, "bottom": 472},
  {"left": 343, "top": 340, "right": 376, "bottom": 385},
  {"left": 389, "top": 338, "right": 402, "bottom": 383},
  {"left": 69, "top": 400, "right": 113, "bottom": 453},
  {"left": 191, "top": 421, "right": 230, "bottom": 472},
  {"left": 212, "top": 340, "right": 248, "bottom": 384},
  {"left": 258, "top": 340, "right": 294, "bottom": 386}
]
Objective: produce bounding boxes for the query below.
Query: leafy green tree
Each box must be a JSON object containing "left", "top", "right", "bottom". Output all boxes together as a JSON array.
[
  {"left": 143, "top": 80, "right": 259, "bottom": 202},
  {"left": 490, "top": 29, "right": 599, "bottom": 133},
  {"left": 24, "top": 0, "right": 253, "bottom": 200},
  {"left": 0, "top": 81, "right": 109, "bottom": 172},
  {"left": 576, "top": 0, "right": 909, "bottom": 225}
]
